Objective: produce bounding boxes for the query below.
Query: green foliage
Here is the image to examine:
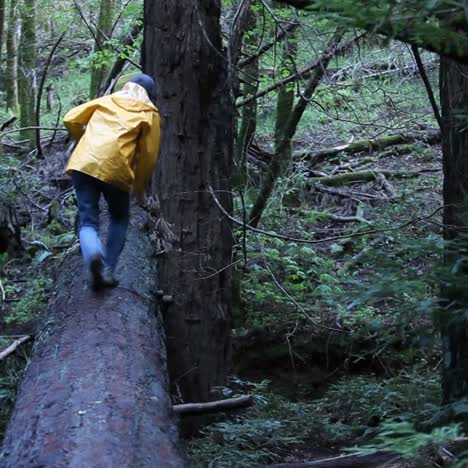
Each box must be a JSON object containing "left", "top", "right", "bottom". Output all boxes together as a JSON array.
[
  {"left": 188, "top": 371, "right": 443, "bottom": 467},
  {"left": 354, "top": 421, "right": 462, "bottom": 458},
  {"left": 5, "top": 277, "right": 52, "bottom": 324}
]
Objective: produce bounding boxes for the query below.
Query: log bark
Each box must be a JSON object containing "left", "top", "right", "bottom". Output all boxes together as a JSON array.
[
  {"left": 298, "top": 130, "right": 441, "bottom": 166},
  {"left": 0, "top": 209, "right": 185, "bottom": 467}
]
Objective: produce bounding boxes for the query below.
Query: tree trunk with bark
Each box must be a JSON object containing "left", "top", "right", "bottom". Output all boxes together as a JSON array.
[
  {"left": 90, "top": 0, "right": 114, "bottom": 98},
  {"left": 438, "top": 57, "right": 468, "bottom": 413},
  {"left": 143, "top": 0, "right": 234, "bottom": 406},
  {"left": 18, "top": 0, "right": 36, "bottom": 144},
  {"left": 235, "top": 3, "right": 259, "bottom": 180},
  {"left": 0, "top": 209, "right": 185, "bottom": 466},
  {"left": 248, "top": 31, "right": 343, "bottom": 227},
  {"left": 5, "top": 0, "right": 18, "bottom": 113},
  {"left": 0, "top": 0, "right": 5, "bottom": 65},
  {"left": 273, "top": 21, "right": 297, "bottom": 167}
]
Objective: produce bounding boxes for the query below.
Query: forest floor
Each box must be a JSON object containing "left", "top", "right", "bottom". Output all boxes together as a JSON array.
[{"left": 0, "top": 68, "right": 456, "bottom": 467}]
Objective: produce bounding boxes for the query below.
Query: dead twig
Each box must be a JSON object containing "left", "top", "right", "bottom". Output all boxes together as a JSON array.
[
  {"left": 0, "top": 336, "right": 32, "bottom": 361},
  {"left": 173, "top": 395, "right": 254, "bottom": 415}
]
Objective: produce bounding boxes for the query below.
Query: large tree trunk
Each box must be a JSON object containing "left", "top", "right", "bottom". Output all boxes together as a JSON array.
[
  {"left": 0, "top": 209, "right": 185, "bottom": 466},
  {"left": 439, "top": 57, "right": 468, "bottom": 411},
  {"left": 143, "top": 0, "right": 234, "bottom": 405}
]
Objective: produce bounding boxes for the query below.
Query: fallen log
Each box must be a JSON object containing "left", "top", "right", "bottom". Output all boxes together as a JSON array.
[
  {"left": 297, "top": 130, "right": 441, "bottom": 167},
  {"left": 174, "top": 395, "right": 254, "bottom": 415},
  {"left": 0, "top": 208, "right": 185, "bottom": 467},
  {"left": 314, "top": 168, "right": 439, "bottom": 186}
]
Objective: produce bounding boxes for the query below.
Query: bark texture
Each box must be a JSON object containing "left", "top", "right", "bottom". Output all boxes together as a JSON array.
[
  {"left": 439, "top": 57, "right": 468, "bottom": 408},
  {"left": 143, "top": 0, "right": 233, "bottom": 405},
  {"left": 0, "top": 210, "right": 185, "bottom": 467}
]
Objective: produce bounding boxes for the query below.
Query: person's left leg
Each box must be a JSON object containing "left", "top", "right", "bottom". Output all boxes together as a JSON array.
[
  {"left": 102, "top": 183, "right": 130, "bottom": 276},
  {"left": 71, "top": 171, "right": 106, "bottom": 288}
]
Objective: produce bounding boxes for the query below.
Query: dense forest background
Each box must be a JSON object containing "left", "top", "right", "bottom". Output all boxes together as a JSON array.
[{"left": 1, "top": 0, "right": 468, "bottom": 466}]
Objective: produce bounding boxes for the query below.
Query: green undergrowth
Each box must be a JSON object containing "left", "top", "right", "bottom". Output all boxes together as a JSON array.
[{"left": 186, "top": 370, "right": 444, "bottom": 467}]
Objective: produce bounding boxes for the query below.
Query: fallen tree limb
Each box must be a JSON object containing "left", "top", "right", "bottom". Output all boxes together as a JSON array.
[
  {"left": 312, "top": 183, "right": 383, "bottom": 200},
  {"left": 0, "top": 335, "right": 31, "bottom": 361},
  {"left": 174, "top": 395, "right": 254, "bottom": 415},
  {"left": 264, "top": 450, "right": 399, "bottom": 467},
  {"left": 297, "top": 130, "right": 441, "bottom": 167},
  {"left": 315, "top": 168, "right": 440, "bottom": 186},
  {"left": 0, "top": 208, "right": 185, "bottom": 467}
]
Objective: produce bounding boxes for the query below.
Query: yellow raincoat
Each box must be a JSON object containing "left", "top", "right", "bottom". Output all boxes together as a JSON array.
[{"left": 64, "top": 82, "right": 161, "bottom": 194}]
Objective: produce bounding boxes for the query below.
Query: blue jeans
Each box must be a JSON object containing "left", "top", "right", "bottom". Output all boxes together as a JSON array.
[{"left": 71, "top": 171, "right": 130, "bottom": 272}]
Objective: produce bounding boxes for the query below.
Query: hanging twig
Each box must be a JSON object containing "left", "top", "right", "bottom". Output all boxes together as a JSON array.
[
  {"left": 411, "top": 45, "right": 442, "bottom": 129},
  {"left": 239, "top": 22, "right": 300, "bottom": 68},
  {"left": 35, "top": 30, "right": 67, "bottom": 158},
  {"left": 237, "top": 33, "right": 365, "bottom": 107}
]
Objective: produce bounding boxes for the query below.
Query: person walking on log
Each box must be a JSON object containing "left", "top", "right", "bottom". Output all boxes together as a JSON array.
[{"left": 64, "top": 74, "right": 161, "bottom": 289}]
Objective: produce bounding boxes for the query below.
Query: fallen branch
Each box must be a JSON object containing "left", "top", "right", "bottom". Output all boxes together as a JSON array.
[
  {"left": 173, "top": 395, "right": 254, "bottom": 415},
  {"left": 313, "top": 183, "right": 382, "bottom": 200},
  {"left": 0, "top": 126, "right": 67, "bottom": 140},
  {"left": 264, "top": 451, "right": 399, "bottom": 467},
  {"left": 0, "top": 335, "right": 31, "bottom": 361},
  {"left": 297, "top": 130, "right": 441, "bottom": 166},
  {"left": 315, "top": 168, "right": 439, "bottom": 186},
  {"left": 209, "top": 186, "right": 443, "bottom": 245}
]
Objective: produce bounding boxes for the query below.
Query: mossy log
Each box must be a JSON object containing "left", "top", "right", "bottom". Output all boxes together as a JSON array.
[
  {"left": 298, "top": 130, "right": 441, "bottom": 167},
  {"left": 314, "top": 168, "right": 438, "bottom": 186},
  {"left": 0, "top": 208, "right": 185, "bottom": 467}
]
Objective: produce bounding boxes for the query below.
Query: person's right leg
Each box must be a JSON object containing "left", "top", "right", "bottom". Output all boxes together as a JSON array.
[{"left": 71, "top": 171, "right": 105, "bottom": 287}]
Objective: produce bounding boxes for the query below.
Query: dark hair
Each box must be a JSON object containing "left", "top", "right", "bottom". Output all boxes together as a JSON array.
[{"left": 129, "top": 73, "right": 157, "bottom": 100}]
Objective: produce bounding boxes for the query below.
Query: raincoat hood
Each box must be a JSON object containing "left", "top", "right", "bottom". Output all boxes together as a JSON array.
[{"left": 111, "top": 82, "right": 156, "bottom": 113}]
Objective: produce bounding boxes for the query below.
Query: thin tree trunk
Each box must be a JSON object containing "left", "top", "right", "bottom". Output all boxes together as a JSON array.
[
  {"left": 90, "top": 0, "right": 114, "bottom": 98},
  {"left": 5, "top": 0, "right": 18, "bottom": 113},
  {"left": 248, "top": 31, "right": 343, "bottom": 227},
  {"left": 0, "top": 0, "right": 5, "bottom": 65},
  {"left": 143, "top": 0, "right": 233, "bottom": 411},
  {"left": 439, "top": 57, "right": 468, "bottom": 410},
  {"left": 18, "top": 0, "right": 36, "bottom": 144},
  {"left": 0, "top": 209, "right": 185, "bottom": 466},
  {"left": 235, "top": 3, "right": 259, "bottom": 179},
  {"left": 274, "top": 23, "right": 297, "bottom": 167}
]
